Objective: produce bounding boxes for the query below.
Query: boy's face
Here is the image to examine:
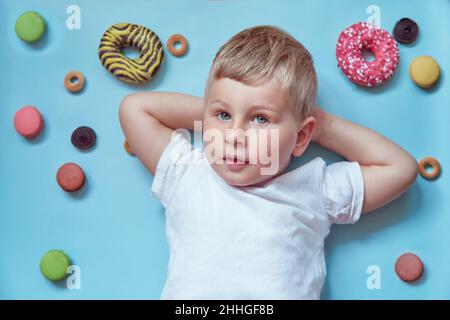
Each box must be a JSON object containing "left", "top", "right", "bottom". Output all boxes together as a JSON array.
[{"left": 203, "top": 77, "right": 316, "bottom": 187}]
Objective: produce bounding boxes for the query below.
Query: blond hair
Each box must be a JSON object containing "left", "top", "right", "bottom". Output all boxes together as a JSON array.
[{"left": 204, "top": 25, "right": 317, "bottom": 120}]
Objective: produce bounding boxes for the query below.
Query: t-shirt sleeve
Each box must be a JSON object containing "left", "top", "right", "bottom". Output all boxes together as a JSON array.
[
  {"left": 321, "top": 160, "right": 365, "bottom": 224},
  {"left": 150, "top": 131, "right": 195, "bottom": 208}
]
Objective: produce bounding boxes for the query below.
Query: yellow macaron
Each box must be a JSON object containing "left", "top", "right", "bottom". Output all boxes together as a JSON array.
[{"left": 409, "top": 56, "right": 440, "bottom": 88}]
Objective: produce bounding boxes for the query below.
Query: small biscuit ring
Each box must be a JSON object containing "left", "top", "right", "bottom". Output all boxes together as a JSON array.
[
  {"left": 418, "top": 157, "right": 441, "bottom": 180},
  {"left": 124, "top": 140, "right": 135, "bottom": 156},
  {"left": 167, "top": 34, "right": 188, "bottom": 57},
  {"left": 64, "top": 71, "right": 85, "bottom": 93}
]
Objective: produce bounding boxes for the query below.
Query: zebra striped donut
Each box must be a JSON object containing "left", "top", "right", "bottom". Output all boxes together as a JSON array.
[{"left": 98, "top": 23, "right": 164, "bottom": 84}]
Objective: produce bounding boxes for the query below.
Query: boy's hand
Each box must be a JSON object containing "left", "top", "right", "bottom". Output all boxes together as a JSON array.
[
  {"left": 311, "top": 106, "right": 330, "bottom": 144},
  {"left": 311, "top": 106, "right": 418, "bottom": 214},
  {"left": 119, "top": 92, "right": 204, "bottom": 176}
]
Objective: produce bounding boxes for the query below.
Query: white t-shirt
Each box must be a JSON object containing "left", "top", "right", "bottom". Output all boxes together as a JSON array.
[{"left": 151, "top": 131, "right": 365, "bottom": 300}]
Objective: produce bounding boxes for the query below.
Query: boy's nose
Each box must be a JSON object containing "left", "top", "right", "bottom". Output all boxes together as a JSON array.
[{"left": 225, "top": 126, "right": 246, "bottom": 147}]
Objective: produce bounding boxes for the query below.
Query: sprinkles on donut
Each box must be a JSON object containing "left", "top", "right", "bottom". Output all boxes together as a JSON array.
[{"left": 336, "top": 22, "right": 399, "bottom": 87}]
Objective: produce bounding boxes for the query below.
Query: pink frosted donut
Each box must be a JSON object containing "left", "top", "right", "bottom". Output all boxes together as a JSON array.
[
  {"left": 14, "top": 106, "right": 44, "bottom": 138},
  {"left": 336, "top": 22, "right": 399, "bottom": 87}
]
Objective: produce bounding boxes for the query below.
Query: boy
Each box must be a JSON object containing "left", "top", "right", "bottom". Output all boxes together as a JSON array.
[{"left": 119, "top": 25, "right": 418, "bottom": 299}]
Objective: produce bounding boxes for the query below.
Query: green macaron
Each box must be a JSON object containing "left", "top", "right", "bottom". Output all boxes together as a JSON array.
[
  {"left": 15, "top": 11, "right": 46, "bottom": 42},
  {"left": 40, "top": 250, "right": 71, "bottom": 281}
]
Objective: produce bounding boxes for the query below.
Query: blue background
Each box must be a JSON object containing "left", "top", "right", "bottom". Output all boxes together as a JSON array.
[{"left": 0, "top": 0, "right": 448, "bottom": 299}]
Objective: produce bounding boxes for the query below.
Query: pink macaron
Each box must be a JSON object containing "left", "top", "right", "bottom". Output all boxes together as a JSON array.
[{"left": 14, "top": 106, "right": 44, "bottom": 138}]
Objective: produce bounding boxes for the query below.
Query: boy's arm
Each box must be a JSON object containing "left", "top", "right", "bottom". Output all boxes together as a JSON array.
[
  {"left": 119, "top": 92, "right": 204, "bottom": 176},
  {"left": 311, "top": 106, "right": 418, "bottom": 214}
]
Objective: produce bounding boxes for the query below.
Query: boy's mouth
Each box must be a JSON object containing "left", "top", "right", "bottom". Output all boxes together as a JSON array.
[{"left": 223, "top": 156, "right": 249, "bottom": 164}]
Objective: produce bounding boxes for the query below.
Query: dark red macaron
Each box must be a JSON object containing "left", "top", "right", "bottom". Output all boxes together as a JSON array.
[
  {"left": 56, "top": 162, "right": 85, "bottom": 192},
  {"left": 395, "top": 253, "right": 424, "bottom": 282},
  {"left": 394, "top": 18, "right": 419, "bottom": 44},
  {"left": 71, "top": 126, "right": 96, "bottom": 150}
]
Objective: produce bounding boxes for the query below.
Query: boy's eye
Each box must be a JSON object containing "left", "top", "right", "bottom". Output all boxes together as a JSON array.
[
  {"left": 218, "top": 112, "right": 231, "bottom": 121},
  {"left": 217, "top": 112, "right": 269, "bottom": 124},
  {"left": 254, "top": 115, "right": 269, "bottom": 124}
]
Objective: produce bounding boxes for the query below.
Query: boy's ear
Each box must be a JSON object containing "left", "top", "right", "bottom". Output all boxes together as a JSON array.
[{"left": 292, "top": 116, "right": 317, "bottom": 157}]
